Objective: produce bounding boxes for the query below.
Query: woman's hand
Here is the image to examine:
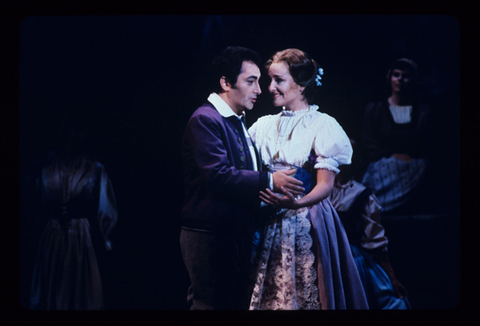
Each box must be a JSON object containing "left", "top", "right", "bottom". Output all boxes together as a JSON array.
[{"left": 259, "top": 187, "right": 300, "bottom": 210}]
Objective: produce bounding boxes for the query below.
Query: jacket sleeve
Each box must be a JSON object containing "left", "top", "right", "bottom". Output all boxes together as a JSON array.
[{"left": 185, "top": 111, "right": 268, "bottom": 197}]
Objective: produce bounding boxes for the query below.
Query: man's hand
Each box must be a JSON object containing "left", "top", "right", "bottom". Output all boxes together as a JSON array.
[{"left": 272, "top": 169, "right": 304, "bottom": 196}]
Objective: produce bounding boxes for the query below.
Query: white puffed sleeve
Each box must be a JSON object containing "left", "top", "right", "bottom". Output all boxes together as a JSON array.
[{"left": 313, "top": 114, "right": 353, "bottom": 174}]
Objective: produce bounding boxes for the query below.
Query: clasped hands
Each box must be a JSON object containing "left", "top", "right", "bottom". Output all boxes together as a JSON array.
[{"left": 260, "top": 169, "right": 304, "bottom": 210}]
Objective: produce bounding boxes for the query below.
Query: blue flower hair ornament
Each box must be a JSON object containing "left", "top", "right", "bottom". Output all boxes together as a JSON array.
[{"left": 315, "top": 68, "right": 324, "bottom": 86}]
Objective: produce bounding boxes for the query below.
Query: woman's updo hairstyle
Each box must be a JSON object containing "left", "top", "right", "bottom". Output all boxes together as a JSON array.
[{"left": 265, "top": 48, "right": 320, "bottom": 104}]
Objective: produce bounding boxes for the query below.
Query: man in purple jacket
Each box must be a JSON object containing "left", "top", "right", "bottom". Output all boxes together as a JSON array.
[{"left": 180, "top": 46, "right": 304, "bottom": 310}]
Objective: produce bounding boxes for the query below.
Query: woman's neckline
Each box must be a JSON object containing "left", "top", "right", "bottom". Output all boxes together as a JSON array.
[{"left": 281, "top": 105, "right": 318, "bottom": 116}]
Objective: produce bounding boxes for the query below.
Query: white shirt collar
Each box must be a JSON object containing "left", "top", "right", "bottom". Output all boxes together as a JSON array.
[{"left": 208, "top": 93, "right": 245, "bottom": 119}]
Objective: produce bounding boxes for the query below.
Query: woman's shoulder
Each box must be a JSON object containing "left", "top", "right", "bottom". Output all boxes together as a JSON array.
[
  {"left": 309, "top": 110, "right": 351, "bottom": 145},
  {"left": 312, "top": 110, "right": 335, "bottom": 120},
  {"left": 310, "top": 110, "right": 342, "bottom": 128}
]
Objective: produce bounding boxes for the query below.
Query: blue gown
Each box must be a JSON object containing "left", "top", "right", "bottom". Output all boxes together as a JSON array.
[{"left": 350, "top": 245, "right": 411, "bottom": 309}]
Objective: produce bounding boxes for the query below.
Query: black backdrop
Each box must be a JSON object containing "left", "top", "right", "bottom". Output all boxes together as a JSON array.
[{"left": 18, "top": 15, "right": 462, "bottom": 312}]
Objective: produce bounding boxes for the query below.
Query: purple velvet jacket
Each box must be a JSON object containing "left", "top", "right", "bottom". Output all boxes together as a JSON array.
[{"left": 181, "top": 102, "right": 269, "bottom": 235}]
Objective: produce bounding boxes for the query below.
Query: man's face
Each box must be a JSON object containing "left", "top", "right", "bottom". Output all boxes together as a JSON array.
[{"left": 225, "top": 61, "right": 261, "bottom": 115}]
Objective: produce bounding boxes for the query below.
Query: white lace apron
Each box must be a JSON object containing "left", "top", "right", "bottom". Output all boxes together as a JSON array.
[{"left": 249, "top": 206, "right": 321, "bottom": 310}]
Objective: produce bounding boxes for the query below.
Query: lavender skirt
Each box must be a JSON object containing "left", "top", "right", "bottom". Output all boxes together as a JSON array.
[{"left": 309, "top": 200, "right": 369, "bottom": 309}]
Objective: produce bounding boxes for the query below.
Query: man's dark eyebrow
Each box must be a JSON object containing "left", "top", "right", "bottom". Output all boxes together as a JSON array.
[{"left": 246, "top": 75, "right": 259, "bottom": 80}]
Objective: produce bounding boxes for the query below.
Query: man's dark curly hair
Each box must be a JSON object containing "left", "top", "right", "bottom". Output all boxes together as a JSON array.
[{"left": 210, "top": 46, "right": 262, "bottom": 93}]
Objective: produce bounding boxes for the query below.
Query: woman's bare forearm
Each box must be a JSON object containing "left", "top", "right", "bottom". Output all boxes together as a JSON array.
[{"left": 295, "top": 169, "right": 335, "bottom": 208}]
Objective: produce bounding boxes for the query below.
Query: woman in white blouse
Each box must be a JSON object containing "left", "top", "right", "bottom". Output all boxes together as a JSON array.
[{"left": 247, "top": 48, "right": 368, "bottom": 310}]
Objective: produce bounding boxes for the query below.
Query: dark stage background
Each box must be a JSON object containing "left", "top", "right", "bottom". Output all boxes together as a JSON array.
[{"left": 19, "top": 15, "right": 461, "bottom": 311}]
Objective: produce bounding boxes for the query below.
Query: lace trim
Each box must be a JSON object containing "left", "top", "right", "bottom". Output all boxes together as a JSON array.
[
  {"left": 281, "top": 105, "right": 319, "bottom": 116},
  {"left": 250, "top": 208, "right": 321, "bottom": 310}
]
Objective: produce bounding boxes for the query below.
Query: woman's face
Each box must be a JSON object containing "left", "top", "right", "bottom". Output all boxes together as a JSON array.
[
  {"left": 268, "top": 62, "right": 305, "bottom": 110},
  {"left": 390, "top": 69, "right": 414, "bottom": 94}
]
